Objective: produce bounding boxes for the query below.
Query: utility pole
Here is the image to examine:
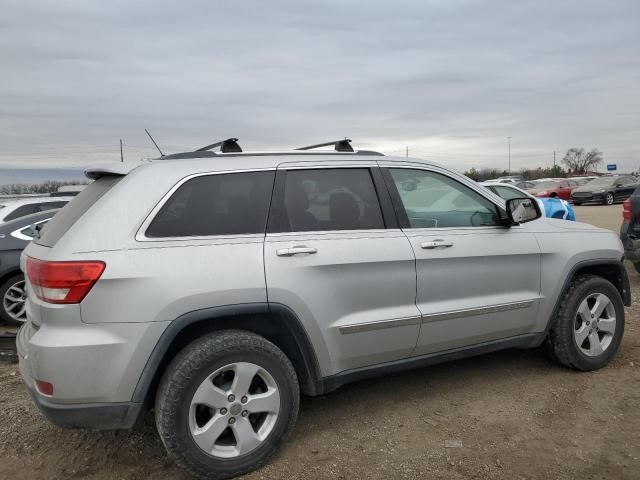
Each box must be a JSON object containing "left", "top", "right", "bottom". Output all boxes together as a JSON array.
[
  {"left": 120, "top": 139, "right": 124, "bottom": 163},
  {"left": 405, "top": 146, "right": 408, "bottom": 158},
  {"left": 506, "top": 137, "right": 511, "bottom": 173},
  {"left": 553, "top": 151, "right": 556, "bottom": 170}
]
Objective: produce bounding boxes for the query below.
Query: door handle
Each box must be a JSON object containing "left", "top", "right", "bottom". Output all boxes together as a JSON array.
[
  {"left": 421, "top": 239, "right": 453, "bottom": 249},
  {"left": 276, "top": 246, "right": 318, "bottom": 257}
]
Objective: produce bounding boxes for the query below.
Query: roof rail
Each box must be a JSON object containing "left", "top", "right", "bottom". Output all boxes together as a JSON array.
[
  {"left": 195, "top": 138, "right": 242, "bottom": 153},
  {"left": 295, "top": 139, "right": 354, "bottom": 152}
]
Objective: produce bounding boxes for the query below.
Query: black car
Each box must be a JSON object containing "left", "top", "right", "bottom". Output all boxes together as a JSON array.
[
  {"left": 0, "top": 210, "right": 57, "bottom": 325},
  {"left": 571, "top": 175, "right": 638, "bottom": 205},
  {"left": 620, "top": 186, "right": 640, "bottom": 273}
]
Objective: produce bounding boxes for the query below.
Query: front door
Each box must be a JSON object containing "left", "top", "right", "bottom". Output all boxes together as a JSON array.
[
  {"left": 381, "top": 163, "right": 542, "bottom": 356},
  {"left": 264, "top": 163, "right": 420, "bottom": 375}
]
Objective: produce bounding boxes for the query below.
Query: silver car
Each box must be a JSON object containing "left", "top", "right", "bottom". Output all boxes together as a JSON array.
[{"left": 17, "top": 140, "right": 630, "bottom": 479}]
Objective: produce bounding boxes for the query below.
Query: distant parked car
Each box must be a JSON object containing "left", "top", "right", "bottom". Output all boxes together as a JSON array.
[
  {"left": 481, "top": 182, "right": 575, "bottom": 221},
  {"left": 0, "top": 197, "right": 71, "bottom": 224},
  {"left": 0, "top": 210, "right": 56, "bottom": 325},
  {"left": 620, "top": 186, "right": 640, "bottom": 273},
  {"left": 527, "top": 179, "right": 579, "bottom": 201},
  {"left": 569, "top": 176, "right": 597, "bottom": 186},
  {"left": 571, "top": 175, "right": 638, "bottom": 205},
  {"left": 515, "top": 180, "right": 538, "bottom": 190},
  {"left": 494, "top": 175, "right": 524, "bottom": 184}
]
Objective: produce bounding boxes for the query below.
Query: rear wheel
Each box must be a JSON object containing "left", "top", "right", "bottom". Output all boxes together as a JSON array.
[
  {"left": 633, "top": 263, "right": 640, "bottom": 275},
  {"left": 0, "top": 274, "right": 27, "bottom": 326},
  {"left": 155, "top": 330, "right": 299, "bottom": 480},
  {"left": 544, "top": 275, "right": 624, "bottom": 370},
  {"left": 605, "top": 192, "right": 614, "bottom": 205}
]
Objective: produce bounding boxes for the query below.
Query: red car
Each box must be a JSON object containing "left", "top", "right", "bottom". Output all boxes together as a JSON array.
[{"left": 528, "top": 179, "right": 579, "bottom": 201}]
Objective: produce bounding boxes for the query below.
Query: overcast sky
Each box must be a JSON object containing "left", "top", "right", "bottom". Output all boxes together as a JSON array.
[{"left": 1, "top": 0, "right": 639, "bottom": 172}]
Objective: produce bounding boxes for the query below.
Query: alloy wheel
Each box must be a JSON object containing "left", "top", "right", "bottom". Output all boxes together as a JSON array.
[
  {"left": 2, "top": 279, "right": 26, "bottom": 323},
  {"left": 189, "top": 362, "right": 280, "bottom": 458},
  {"left": 606, "top": 193, "right": 614, "bottom": 205},
  {"left": 574, "top": 292, "right": 616, "bottom": 357}
]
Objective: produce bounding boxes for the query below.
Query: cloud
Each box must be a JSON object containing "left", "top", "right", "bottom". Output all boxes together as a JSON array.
[{"left": 0, "top": 0, "right": 638, "bottom": 172}]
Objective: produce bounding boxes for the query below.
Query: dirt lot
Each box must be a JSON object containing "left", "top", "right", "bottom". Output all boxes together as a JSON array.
[{"left": 1, "top": 204, "right": 639, "bottom": 480}]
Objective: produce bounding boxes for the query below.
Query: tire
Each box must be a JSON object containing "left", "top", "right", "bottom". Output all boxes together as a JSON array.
[
  {"left": 544, "top": 275, "right": 624, "bottom": 371},
  {"left": 605, "top": 192, "right": 614, "bottom": 205},
  {"left": 0, "top": 273, "right": 27, "bottom": 326},
  {"left": 634, "top": 263, "right": 640, "bottom": 275},
  {"left": 155, "top": 330, "right": 299, "bottom": 480}
]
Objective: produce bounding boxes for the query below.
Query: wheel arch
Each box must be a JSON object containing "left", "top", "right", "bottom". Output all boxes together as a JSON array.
[
  {"left": 546, "top": 259, "right": 631, "bottom": 334},
  {"left": 131, "top": 302, "right": 322, "bottom": 411}
]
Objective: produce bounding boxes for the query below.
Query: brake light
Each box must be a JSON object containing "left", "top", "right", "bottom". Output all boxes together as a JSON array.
[
  {"left": 26, "top": 257, "right": 105, "bottom": 304},
  {"left": 623, "top": 199, "right": 632, "bottom": 224}
]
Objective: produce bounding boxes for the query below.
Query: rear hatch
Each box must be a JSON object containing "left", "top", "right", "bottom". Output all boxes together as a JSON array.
[{"left": 22, "top": 165, "right": 135, "bottom": 327}]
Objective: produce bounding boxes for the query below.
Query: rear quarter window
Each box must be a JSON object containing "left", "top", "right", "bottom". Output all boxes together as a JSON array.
[
  {"left": 36, "top": 176, "right": 122, "bottom": 247},
  {"left": 145, "top": 171, "right": 275, "bottom": 238}
]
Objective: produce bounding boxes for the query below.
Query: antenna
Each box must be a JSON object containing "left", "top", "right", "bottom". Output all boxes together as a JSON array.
[
  {"left": 120, "top": 139, "right": 124, "bottom": 163},
  {"left": 145, "top": 129, "right": 165, "bottom": 157}
]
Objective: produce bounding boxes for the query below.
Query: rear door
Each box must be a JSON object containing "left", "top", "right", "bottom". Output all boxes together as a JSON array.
[
  {"left": 616, "top": 176, "right": 637, "bottom": 201},
  {"left": 264, "top": 162, "right": 420, "bottom": 376},
  {"left": 380, "top": 162, "right": 542, "bottom": 356}
]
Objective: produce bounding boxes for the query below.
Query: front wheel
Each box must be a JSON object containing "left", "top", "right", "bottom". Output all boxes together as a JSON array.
[
  {"left": 605, "top": 192, "right": 614, "bottom": 205},
  {"left": 544, "top": 275, "right": 624, "bottom": 370},
  {"left": 155, "top": 330, "right": 299, "bottom": 480}
]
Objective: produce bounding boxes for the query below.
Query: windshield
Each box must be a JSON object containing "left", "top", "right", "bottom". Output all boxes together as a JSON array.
[
  {"left": 585, "top": 177, "right": 616, "bottom": 187},
  {"left": 535, "top": 181, "right": 559, "bottom": 188}
]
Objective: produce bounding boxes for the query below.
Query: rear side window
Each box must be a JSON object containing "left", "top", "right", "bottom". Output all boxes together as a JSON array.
[
  {"left": 39, "top": 201, "right": 68, "bottom": 211},
  {"left": 36, "top": 176, "right": 122, "bottom": 247},
  {"left": 146, "top": 171, "right": 275, "bottom": 238},
  {"left": 280, "top": 168, "right": 384, "bottom": 232},
  {"left": 4, "top": 203, "right": 39, "bottom": 221}
]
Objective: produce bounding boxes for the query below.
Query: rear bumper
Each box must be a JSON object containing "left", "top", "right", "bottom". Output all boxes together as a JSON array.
[
  {"left": 17, "top": 324, "right": 143, "bottom": 429},
  {"left": 620, "top": 223, "right": 640, "bottom": 262}
]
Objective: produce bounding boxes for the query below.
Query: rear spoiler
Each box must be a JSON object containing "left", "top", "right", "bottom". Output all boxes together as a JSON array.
[{"left": 85, "top": 163, "right": 139, "bottom": 180}]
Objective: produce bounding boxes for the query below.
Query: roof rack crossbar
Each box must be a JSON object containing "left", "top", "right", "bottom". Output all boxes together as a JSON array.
[
  {"left": 195, "top": 138, "right": 242, "bottom": 153},
  {"left": 295, "top": 138, "right": 354, "bottom": 152}
]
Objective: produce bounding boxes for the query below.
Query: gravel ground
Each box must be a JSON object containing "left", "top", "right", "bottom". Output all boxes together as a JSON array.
[{"left": 1, "top": 204, "right": 639, "bottom": 480}]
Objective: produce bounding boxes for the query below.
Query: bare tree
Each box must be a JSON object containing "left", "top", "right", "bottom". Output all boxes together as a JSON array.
[{"left": 562, "top": 148, "right": 603, "bottom": 173}]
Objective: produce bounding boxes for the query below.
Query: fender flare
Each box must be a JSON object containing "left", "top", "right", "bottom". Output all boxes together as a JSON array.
[
  {"left": 544, "top": 258, "right": 631, "bottom": 334},
  {"left": 130, "top": 302, "right": 321, "bottom": 403}
]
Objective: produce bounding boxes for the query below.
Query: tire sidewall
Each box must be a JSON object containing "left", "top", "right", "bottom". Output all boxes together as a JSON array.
[
  {"left": 563, "top": 278, "right": 625, "bottom": 369},
  {"left": 156, "top": 332, "right": 299, "bottom": 479}
]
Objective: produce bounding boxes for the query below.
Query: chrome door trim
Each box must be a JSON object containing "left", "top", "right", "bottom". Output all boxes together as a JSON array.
[
  {"left": 338, "top": 300, "right": 536, "bottom": 334},
  {"left": 421, "top": 300, "right": 535, "bottom": 324},
  {"left": 338, "top": 315, "right": 422, "bottom": 334}
]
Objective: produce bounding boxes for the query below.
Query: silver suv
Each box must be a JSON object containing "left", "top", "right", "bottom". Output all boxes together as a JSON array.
[{"left": 17, "top": 140, "right": 630, "bottom": 479}]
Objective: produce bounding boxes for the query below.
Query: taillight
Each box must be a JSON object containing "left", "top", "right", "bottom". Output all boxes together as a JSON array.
[
  {"left": 26, "top": 257, "right": 105, "bottom": 304},
  {"left": 623, "top": 199, "right": 632, "bottom": 224}
]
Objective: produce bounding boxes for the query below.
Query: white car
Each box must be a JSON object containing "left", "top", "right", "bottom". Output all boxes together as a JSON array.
[{"left": 0, "top": 197, "right": 72, "bottom": 224}]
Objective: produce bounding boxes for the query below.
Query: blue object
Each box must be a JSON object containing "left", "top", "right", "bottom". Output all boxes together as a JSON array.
[
  {"left": 607, "top": 164, "right": 617, "bottom": 171},
  {"left": 537, "top": 197, "right": 576, "bottom": 221}
]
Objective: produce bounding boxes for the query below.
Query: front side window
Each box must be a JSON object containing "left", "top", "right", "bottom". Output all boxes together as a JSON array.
[
  {"left": 281, "top": 168, "right": 384, "bottom": 232},
  {"left": 389, "top": 169, "right": 500, "bottom": 228},
  {"left": 146, "top": 171, "right": 275, "bottom": 238}
]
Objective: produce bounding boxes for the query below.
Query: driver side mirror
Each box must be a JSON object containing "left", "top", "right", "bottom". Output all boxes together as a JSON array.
[{"left": 506, "top": 197, "right": 541, "bottom": 224}]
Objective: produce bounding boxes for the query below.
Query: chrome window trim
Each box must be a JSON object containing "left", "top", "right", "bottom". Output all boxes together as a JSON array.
[
  {"left": 10, "top": 219, "right": 50, "bottom": 241},
  {"left": 135, "top": 168, "right": 276, "bottom": 242}
]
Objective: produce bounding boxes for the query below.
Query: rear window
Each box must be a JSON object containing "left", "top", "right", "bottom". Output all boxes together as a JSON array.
[
  {"left": 36, "top": 176, "right": 122, "bottom": 247},
  {"left": 146, "top": 171, "right": 275, "bottom": 238}
]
